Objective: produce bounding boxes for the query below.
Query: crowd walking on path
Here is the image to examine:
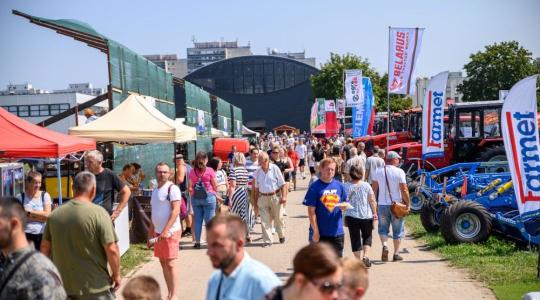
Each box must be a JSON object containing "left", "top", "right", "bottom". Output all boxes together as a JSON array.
[{"left": 0, "top": 132, "right": 414, "bottom": 300}]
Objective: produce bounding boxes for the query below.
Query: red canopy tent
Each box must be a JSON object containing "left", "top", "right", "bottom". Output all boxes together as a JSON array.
[
  {"left": 0, "top": 107, "right": 95, "bottom": 158},
  {"left": 0, "top": 107, "right": 95, "bottom": 203}
]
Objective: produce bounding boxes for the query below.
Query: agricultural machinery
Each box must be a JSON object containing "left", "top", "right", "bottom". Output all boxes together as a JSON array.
[{"left": 414, "top": 162, "right": 540, "bottom": 246}]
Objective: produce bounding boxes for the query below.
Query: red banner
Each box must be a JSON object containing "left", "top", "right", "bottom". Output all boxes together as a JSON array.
[
  {"left": 325, "top": 111, "right": 338, "bottom": 138},
  {"left": 367, "top": 107, "right": 376, "bottom": 135}
]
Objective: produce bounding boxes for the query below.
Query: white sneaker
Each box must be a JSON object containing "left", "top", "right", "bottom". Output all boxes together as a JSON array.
[
  {"left": 283, "top": 209, "right": 288, "bottom": 216},
  {"left": 272, "top": 227, "right": 276, "bottom": 234}
]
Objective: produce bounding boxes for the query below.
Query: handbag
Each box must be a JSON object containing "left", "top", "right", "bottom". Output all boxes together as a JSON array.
[{"left": 384, "top": 167, "right": 409, "bottom": 218}]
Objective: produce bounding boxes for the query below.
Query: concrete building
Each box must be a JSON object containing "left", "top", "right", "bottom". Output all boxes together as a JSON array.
[
  {"left": 0, "top": 92, "right": 108, "bottom": 134},
  {"left": 0, "top": 83, "right": 48, "bottom": 95},
  {"left": 187, "top": 40, "right": 252, "bottom": 73},
  {"left": 143, "top": 54, "right": 188, "bottom": 78},
  {"left": 54, "top": 83, "right": 105, "bottom": 96},
  {"left": 414, "top": 71, "right": 466, "bottom": 106},
  {"left": 267, "top": 49, "right": 317, "bottom": 68}
]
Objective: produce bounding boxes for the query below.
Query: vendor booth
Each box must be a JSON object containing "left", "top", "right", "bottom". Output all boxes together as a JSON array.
[{"left": 0, "top": 106, "right": 95, "bottom": 202}]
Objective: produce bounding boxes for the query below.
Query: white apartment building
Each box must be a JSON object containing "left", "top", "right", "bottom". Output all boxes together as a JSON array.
[
  {"left": 0, "top": 92, "right": 108, "bottom": 134},
  {"left": 413, "top": 71, "right": 466, "bottom": 106}
]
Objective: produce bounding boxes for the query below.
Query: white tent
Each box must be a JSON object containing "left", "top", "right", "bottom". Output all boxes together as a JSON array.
[
  {"left": 242, "top": 125, "right": 259, "bottom": 137},
  {"left": 68, "top": 94, "right": 196, "bottom": 143},
  {"left": 211, "top": 128, "right": 229, "bottom": 138}
]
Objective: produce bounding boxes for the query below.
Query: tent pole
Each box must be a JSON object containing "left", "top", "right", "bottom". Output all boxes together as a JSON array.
[{"left": 56, "top": 158, "right": 62, "bottom": 205}]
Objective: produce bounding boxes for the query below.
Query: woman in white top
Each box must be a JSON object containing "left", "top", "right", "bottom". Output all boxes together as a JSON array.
[
  {"left": 19, "top": 171, "right": 52, "bottom": 250},
  {"left": 208, "top": 157, "right": 228, "bottom": 212},
  {"left": 343, "top": 165, "right": 377, "bottom": 267}
]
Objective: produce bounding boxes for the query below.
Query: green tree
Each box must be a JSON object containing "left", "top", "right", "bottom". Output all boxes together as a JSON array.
[
  {"left": 458, "top": 41, "right": 537, "bottom": 102},
  {"left": 310, "top": 52, "right": 382, "bottom": 101}
]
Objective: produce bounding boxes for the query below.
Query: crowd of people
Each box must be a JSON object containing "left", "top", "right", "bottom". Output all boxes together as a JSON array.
[{"left": 0, "top": 131, "right": 410, "bottom": 300}]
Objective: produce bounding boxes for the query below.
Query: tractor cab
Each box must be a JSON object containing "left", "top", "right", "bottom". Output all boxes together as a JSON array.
[{"left": 397, "top": 100, "right": 505, "bottom": 171}]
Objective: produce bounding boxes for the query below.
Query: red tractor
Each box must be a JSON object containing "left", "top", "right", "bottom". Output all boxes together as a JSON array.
[
  {"left": 389, "top": 100, "right": 507, "bottom": 204},
  {"left": 355, "top": 108, "right": 422, "bottom": 155}
]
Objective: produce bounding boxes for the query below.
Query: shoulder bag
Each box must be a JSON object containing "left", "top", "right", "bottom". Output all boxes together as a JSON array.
[{"left": 384, "top": 167, "right": 409, "bottom": 218}]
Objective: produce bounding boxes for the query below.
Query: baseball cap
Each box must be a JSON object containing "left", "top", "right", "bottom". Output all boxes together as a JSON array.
[
  {"left": 387, "top": 151, "right": 402, "bottom": 160},
  {"left": 175, "top": 154, "right": 184, "bottom": 159}
]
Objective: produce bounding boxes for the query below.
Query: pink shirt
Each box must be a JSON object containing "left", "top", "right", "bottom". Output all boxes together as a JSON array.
[{"left": 189, "top": 167, "right": 216, "bottom": 195}]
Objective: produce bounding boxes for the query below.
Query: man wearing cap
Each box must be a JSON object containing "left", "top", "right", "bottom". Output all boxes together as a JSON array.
[{"left": 371, "top": 151, "right": 410, "bottom": 262}]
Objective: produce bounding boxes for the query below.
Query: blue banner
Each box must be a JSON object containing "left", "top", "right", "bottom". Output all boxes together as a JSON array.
[{"left": 352, "top": 77, "right": 374, "bottom": 138}]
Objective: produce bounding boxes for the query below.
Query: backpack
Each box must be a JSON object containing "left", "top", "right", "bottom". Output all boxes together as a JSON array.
[
  {"left": 166, "top": 184, "right": 187, "bottom": 220},
  {"left": 19, "top": 191, "right": 46, "bottom": 207},
  {"left": 193, "top": 169, "right": 209, "bottom": 199}
]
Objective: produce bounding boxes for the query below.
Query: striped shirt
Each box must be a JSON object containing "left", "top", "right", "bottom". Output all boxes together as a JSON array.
[
  {"left": 245, "top": 158, "right": 259, "bottom": 188},
  {"left": 229, "top": 167, "right": 250, "bottom": 187}
]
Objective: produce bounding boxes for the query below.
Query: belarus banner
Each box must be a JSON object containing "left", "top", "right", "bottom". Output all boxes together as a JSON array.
[
  {"left": 336, "top": 99, "right": 346, "bottom": 119},
  {"left": 325, "top": 100, "right": 338, "bottom": 137},
  {"left": 421, "top": 71, "right": 449, "bottom": 159},
  {"left": 310, "top": 102, "right": 318, "bottom": 130},
  {"left": 352, "top": 77, "right": 375, "bottom": 138},
  {"left": 345, "top": 70, "right": 364, "bottom": 107},
  {"left": 501, "top": 75, "right": 540, "bottom": 219},
  {"left": 388, "top": 27, "right": 424, "bottom": 95}
]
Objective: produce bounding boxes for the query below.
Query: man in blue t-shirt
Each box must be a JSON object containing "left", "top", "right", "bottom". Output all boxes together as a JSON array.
[{"left": 304, "top": 157, "right": 348, "bottom": 257}]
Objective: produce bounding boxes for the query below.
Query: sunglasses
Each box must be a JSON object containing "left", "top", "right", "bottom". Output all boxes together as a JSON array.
[{"left": 311, "top": 279, "right": 343, "bottom": 295}]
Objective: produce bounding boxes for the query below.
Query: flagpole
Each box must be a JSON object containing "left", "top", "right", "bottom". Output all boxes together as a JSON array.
[{"left": 387, "top": 26, "right": 391, "bottom": 149}]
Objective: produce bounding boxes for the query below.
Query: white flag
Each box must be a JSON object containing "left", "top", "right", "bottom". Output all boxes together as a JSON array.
[
  {"left": 336, "top": 99, "right": 346, "bottom": 119},
  {"left": 421, "top": 71, "right": 449, "bottom": 159},
  {"left": 501, "top": 75, "right": 540, "bottom": 218},
  {"left": 388, "top": 27, "right": 424, "bottom": 95},
  {"left": 345, "top": 70, "right": 364, "bottom": 107},
  {"left": 324, "top": 100, "right": 336, "bottom": 112}
]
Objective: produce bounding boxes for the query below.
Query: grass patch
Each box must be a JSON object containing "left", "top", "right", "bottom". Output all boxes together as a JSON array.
[
  {"left": 120, "top": 243, "right": 152, "bottom": 276},
  {"left": 406, "top": 214, "right": 540, "bottom": 300}
]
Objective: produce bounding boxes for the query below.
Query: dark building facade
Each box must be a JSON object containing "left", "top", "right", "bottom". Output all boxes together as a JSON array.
[{"left": 184, "top": 55, "right": 319, "bottom": 131}]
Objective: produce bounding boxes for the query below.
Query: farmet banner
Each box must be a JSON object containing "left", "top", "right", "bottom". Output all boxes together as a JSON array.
[
  {"left": 501, "top": 75, "right": 540, "bottom": 219},
  {"left": 344, "top": 69, "right": 364, "bottom": 107},
  {"left": 421, "top": 71, "right": 449, "bottom": 159},
  {"left": 388, "top": 27, "right": 424, "bottom": 95}
]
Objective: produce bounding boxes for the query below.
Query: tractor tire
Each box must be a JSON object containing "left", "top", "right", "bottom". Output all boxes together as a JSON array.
[
  {"left": 409, "top": 185, "right": 426, "bottom": 213},
  {"left": 476, "top": 144, "right": 506, "bottom": 163},
  {"left": 440, "top": 201, "right": 492, "bottom": 244},
  {"left": 420, "top": 203, "right": 442, "bottom": 232}
]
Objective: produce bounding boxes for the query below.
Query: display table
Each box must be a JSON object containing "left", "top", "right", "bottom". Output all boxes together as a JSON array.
[{"left": 130, "top": 196, "right": 152, "bottom": 244}]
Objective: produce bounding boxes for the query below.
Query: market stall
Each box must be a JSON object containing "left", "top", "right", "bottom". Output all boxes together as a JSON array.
[{"left": 0, "top": 106, "right": 95, "bottom": 203}]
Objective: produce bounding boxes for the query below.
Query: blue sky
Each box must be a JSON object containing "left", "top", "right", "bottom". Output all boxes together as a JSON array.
[{"left": 1, "top": 0, "right": 539, "bottom": 91}]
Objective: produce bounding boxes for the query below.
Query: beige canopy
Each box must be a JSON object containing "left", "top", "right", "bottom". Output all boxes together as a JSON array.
[
  {"left": 211, "top": 128, "right": 229, "bottom": 138},
  {"left": 69, "top": 94, "right": 196, "bottom": 143}
]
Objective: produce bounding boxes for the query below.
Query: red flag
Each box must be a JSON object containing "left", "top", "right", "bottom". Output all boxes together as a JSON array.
[
  {"left": 461, "top": 175, "right": 468, "bottom": 197},
  {"left": 325, "top": 111, "right": 338, "bottom": 138}
]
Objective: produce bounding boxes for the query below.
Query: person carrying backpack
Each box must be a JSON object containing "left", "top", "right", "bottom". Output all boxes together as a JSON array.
[
  {"left": 17, "top": 171, "right": 52, "bottom": 250},
  {"left": 188, "top": 152, "right": 220, "bottom": 249}
]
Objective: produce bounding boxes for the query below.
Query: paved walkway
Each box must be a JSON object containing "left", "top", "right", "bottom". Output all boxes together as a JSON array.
[{"left": 117, "top": 177, "right": 495, "bottom": 300}]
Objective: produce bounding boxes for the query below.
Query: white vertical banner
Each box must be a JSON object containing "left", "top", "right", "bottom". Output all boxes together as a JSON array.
[
  {"left": 324, "top": 100, "right": 336, "bottom": 112},
  {"left": 388, "top": 27, "right": 424, "bottom": 95},
  {"left": 421, "top": 71, "right": 449, "bottom": 159},
  {"left": 501, "top": 75, "right": 540, "bottom": 219},
  {"left": 344, "top": 69, "right": 364, "bottom": 107},
  {"left": 336, "top": 99, "right": 346, "bottom": 119},
  {"left": 197, "top": 109, "right": 205, "bottom": 133}
]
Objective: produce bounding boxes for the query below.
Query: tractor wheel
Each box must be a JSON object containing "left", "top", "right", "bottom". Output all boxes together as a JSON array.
[
  {"left": 409, "top": 186, "right": 426, "bottom": 213},
  {"left": 477, "top": 144, "right": 506, "bottom": 162},
  {"left": 420, "top": 203, "right": 443, "bottom": 232},
  {"left": 440, "top": 201, "right": 492, "bottom": 244}
]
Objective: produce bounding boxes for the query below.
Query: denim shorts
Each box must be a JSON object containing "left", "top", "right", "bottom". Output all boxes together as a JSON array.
[{"left": 378, "top": 205, "right": 405, "bottom": 239}]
